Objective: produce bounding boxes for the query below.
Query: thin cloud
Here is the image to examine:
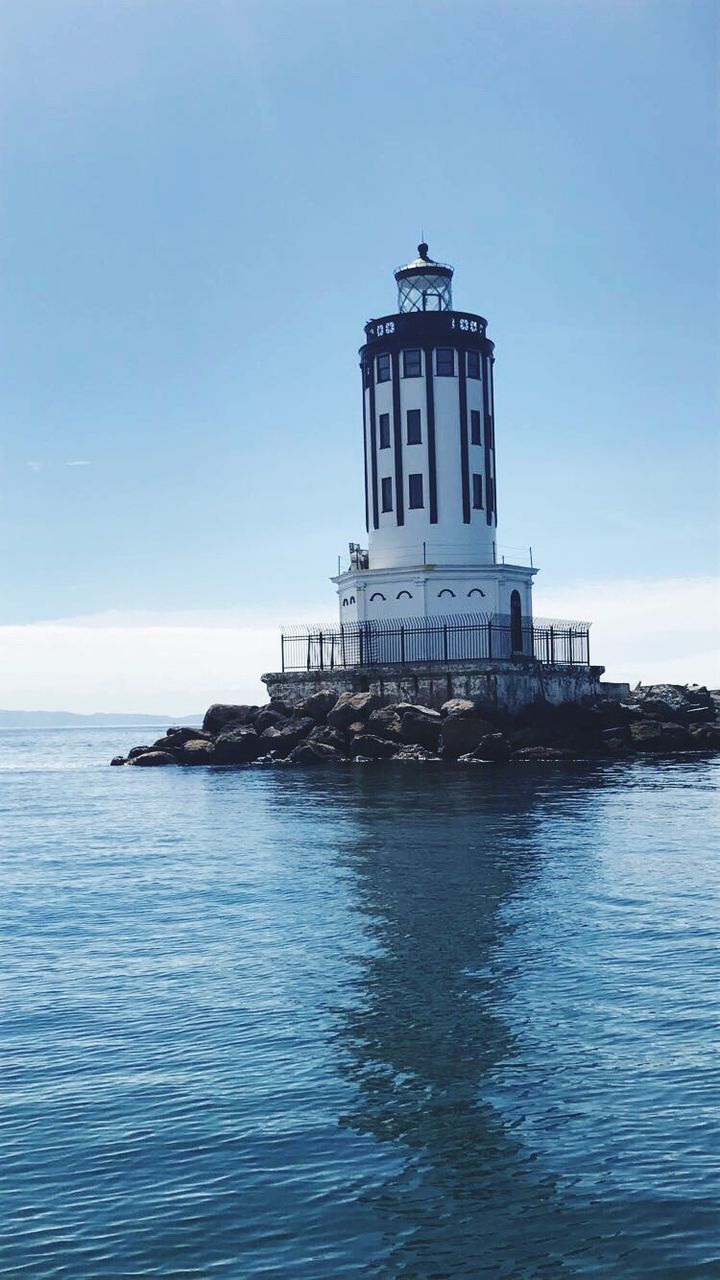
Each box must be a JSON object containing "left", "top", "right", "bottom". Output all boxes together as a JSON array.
[
  {"left": 26, "top": 461, "right": 43, "bottom": 472},
  {"left": 65, "top": 460, "right": 91, "bottom": 467}
]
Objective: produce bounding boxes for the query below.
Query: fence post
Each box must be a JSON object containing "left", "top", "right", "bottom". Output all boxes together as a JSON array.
[
  {"left": 319, "top": 630, "right": 324, "bottom": 671},
  {"left": 281, "top": 633, "right": 285, "bottom": 673},
  {"left": 340, "top": 623, "right": 346, "bottom": 669},
  {"left": 549, "top": 626, "right": 555, "bottom": 665},
  {"left": 586, "top": 629, "right": 591, "bottom": 666},
  {"left": 487, "top": 619, "right": 493, "bottom": 659},
  {"left": 359, "top": 626, "right": 364, "bottom": 668},
  {"left": 400, "top": 623, "right": 405, "bottom": 664},
  {"left": 443, "top": 624, "right": 448, "bottom": 662}
]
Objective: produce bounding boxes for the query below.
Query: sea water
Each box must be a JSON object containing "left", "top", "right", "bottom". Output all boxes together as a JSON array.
[{"left": 0, "top": 728, "right": 718, "bottom": 1278}]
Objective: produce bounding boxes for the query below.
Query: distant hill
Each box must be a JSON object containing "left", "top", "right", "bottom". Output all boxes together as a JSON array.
[{"left": 0, "top": 710, "right": 202, "bottom": 728}]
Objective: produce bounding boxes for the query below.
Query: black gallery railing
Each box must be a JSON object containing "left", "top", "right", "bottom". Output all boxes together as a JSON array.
[{"left": 280, "top": 614, "right": 591, "bottom": 673}]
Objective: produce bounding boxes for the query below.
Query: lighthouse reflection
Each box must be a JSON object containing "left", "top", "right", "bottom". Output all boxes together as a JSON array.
[{"left": 330, "top": 768, "right": 573, "bottom": 1276}]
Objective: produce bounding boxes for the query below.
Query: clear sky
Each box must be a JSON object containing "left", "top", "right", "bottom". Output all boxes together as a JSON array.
[{"left": 1, "top": 0, "right": 717, "bottom": 710}]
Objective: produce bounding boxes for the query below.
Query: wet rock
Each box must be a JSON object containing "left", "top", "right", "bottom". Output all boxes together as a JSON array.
[
  {"left": 367, "top": 705, "right": 404, "bottom": 741},
  {"left": 684, "top": 706, "right": 715, "bottom": 724},
  {"left": 150, "top": 734, "right": 186, "bottom": 755},
  {"left": 392, "top": 744, "right": 441, "bottom": 762},
  {"left": 307, "top": 725, "right": 347, "bottom": 753},
  {"left": 399, "top": 705, "right": 442, "bottom": 750},
  {"left": 511, "top": 746, "right": 576, "bottom": 762},
  {"left": 689, "top": 723, "right": 720, "bottom": 748},
  {"left": 180, "top": 738, "right": 216, "bottom": 765},
  {"left": 165, "top": 726, "right": 210, "bottom": 742},
  {"left": 214, "top": 726, "right": 263, "bottom": 764},
  {"left": 630, "top": 720, "right": 692, "bottom": 752},
  {"left": 439, "top": 714, "right": 495, "bottom": 759},
  {"left": 110, "top": 755, "right": 125, "bottom": 766},
  {"left": 255, "top": 707, "right": 289, "bottom": 734},
  {"left": 288, "top": 740, "right": 344, "bottom": 764},
  {"left": 327, "top": 691, "right": 381, "bottom": 730},
  {"left": 202, "top": 704, "right": 258, "bottom": 734},
  {"left": 298, "top": 688, "right": 339, "bottom": 722},
  {"left": 349, "top": 733, "right": 398, "bottom": 760},
  {"left": 259, "top": 717, "right": 315, "bottom": 757},
  {"left": 127, "top": 745, "right": 153, "bottom": 759},
  {"left": 128, "top": 750, "right": 176, "bottom": 767}
]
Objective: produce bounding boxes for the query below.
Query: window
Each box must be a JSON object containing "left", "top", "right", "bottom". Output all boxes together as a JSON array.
[
  {"left": 472, "top": 474, "right": 483, "bottom": 509},
  {"left": 511, "top": 590, "right": 523, "bottom": 652},
  {"left": 397, "top": 590, "right": 413, "bottom": 600},
  {"left": 363, "top": 363, "right": 371, "bottom": 388},
  {"left": 408, "top": 473, "right": 424, "bottom": 509},
  {"left": 381, "top": 476, "right": 393, "bottom": 512},
  {"left": 379, "top": 412, "right": 390, "bottom": 449},
  {"left": 376, "top": 353, "right": 391, "bottom": 383},
  {"left": 471, "top": 410, "right": 481, "bottom": 446},
  {"left": 467, "top": 588, "right": 486, "bottom": 598},
  {"left": 467, "top": 351, "right": 481, "bottom": 379},
  {"left": 438, "top": 589, "right": 455, "bottom": 598},
  {"left": 406, "top": 409, "right": 422, "bottom": 445},
  {"left": 370, "top": 592, "right": 386, "bottom": 602},
  {"left": 436, "top": 347, "right": 454, "bottom": 376},
  {"left": 403, "top": 349, "right": 421, "bottom": 378},
  {"left": 349, "top": 595, "right": 355, "bottom": 604}
]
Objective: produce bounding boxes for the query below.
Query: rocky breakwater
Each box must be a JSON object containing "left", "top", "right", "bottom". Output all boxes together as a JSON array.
[{"left": 111, "top": 683, "right": 720, "bottom": 767}]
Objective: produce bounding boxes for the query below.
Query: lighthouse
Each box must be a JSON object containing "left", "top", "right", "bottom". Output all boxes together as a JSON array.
[{"left": 332, "top": 245, "right": 536, "bottom": 643}]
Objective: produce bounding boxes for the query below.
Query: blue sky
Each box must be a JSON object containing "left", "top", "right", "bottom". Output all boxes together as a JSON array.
[{"left": 0, "top": 0, "right": 717, "bottom": 708}]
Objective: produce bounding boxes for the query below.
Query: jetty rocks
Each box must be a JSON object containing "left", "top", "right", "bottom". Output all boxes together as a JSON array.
[{"left": 111, "top": 683, "right": 720, "bottom": 767}]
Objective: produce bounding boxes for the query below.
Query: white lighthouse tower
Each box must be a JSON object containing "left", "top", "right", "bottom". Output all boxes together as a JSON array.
[{"left": 333, "top": 244, "right": 536, "bottom": 642}]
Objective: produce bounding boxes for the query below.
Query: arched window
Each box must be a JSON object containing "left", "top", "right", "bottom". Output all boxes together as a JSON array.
[
  {"left": 438, "top": 588, "right": 455, "bottom": 598},
  {"left": 342, "top": 597, "right": 348, "bottom": 606},
  {"left": 370, "top": 592, "right": 386, "bottom": 602},
  {"left": 467, "top": 588, "right": 486, "bottom": 598},
  {"left": 349, "top": 595, "right": 356, "bottom": 604},
  {"left": 397, "top": 590, "right": 413, "bottom": 600},
  {"left": 510, "top": 590, "right": 523, "bottom": 652}
]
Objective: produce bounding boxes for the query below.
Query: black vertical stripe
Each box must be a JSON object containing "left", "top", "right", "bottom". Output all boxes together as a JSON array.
[
  {"left": 489, "top": 356, "right": 497, "bottom": 524},
  {"left": 360, "top": 367, "right": 369, "bottom": 534},
  {"left": 368, "top": 369, "right": 379, "bottom": 530},
  {"left": 482, "top": 354, "right": 493, "bottom": 526},
  {"left": 423, "top": 346, "right": 438, "bottom": 523},
  {"left": 391, "top": 351, "right": 404, "bottom": 526},
  {"left": 458, "top": 349, "right": 471, "bottom": 524}
]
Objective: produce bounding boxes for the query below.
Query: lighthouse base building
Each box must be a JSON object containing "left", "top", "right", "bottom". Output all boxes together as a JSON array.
[{"left": 264, "top": 246, "right": 625, "bottom": 712}]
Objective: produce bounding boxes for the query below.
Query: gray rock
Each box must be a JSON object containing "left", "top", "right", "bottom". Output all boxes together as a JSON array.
[
  {"left": 630, "top": 720, "right": 692, "bottom": 751},
  {"left": 327, "top": 691, "right": 381, "bottom": 729},
  {"left": 367, "top": 706, "right": 403, "bottom": 740},
  {"left": 255, "top": 708, "right": 288, "bottom": 734},
  {"left": 127, "top": 745, "right": 153, "bottom": 759},
  {"left": 299, "top": 688, "right": 339, "bottom": 722},
  {"left": 128, "top": 750, "right": 176, "bottom": 767},
  {"left": 288, "top": 741, "right": 344, "bottom": 764},
  {"left": 349, "top": 733, "right": 398, "bottom": 759},
  {"left": 110, "top": 755, "right": 125, "bottom": 766},
  {"left": 202, "top": 704, "right": 258, "bottom": 733},
  {"left": 307, "top": 725, "right": 347, "bottom": 753},
  {"left": 511, "top": 746, "right": 576, "bottom": 762},
  {"left": 439, "top": 714, "right": 496, "bottom": 758},
  {"left": 392, "top": 744, "right": 441, "bottom": 762},
  {"left": 165, "top": 726, "right": 210, "bottom": 742},
  {"left": 214, "top": 726, "right": 262, "bottom": 764},
  {"left": 400, "top": 706, "right": 442, "bottom": 750},
  {"left": 259, "top": 717, "right": 315, "bottom": 757},
  {"left": 440, "top": 697, "right": 475, "bottom": 717},
  {"left": 180, "top": 738, "right": 216, "bottom": 765}
]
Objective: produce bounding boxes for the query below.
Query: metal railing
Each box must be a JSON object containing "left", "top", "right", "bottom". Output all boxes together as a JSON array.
[{"left": 280, "top": 614, "right": 591, "bottom": 673}]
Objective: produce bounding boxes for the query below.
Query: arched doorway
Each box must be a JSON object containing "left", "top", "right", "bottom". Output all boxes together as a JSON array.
[{"left": 510, "top": 590, "right": 523, "bottom": 653}]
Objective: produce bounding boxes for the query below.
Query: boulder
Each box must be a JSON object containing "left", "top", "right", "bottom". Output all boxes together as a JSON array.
[
  {"left": 214, "top": 725, "right": 263, "bottom": 764},
  {"left": 298, "top": 688, "right": 339, "bottom": 722},
  {"left": 129, "top": 750, "right": 176, "bottom": 767},
  {"left": 180, "top": 738, "right": 216, "bottom": 765},
  {"left": 507, "top": 726, "right": 546, "bottom": 750},
  {"left": 474, "top": 732, "right": 511, "bottom": 762},
  {"left": 110, "top": 755, "right": 125, "bottom": 766},
  {"left": 399, "top": 705, "right": 442, "bottom": 749},
  {"left": 440, "top": 697, "right": 476, "bottom": 717},
  {"left": 165, "top": 726, "right": 210, "bottom": 742},
  {"left": 202, "top": 704, "right": 258, "bottom": 734},
  {"left": 327, "top": 691, "right": 381, "bottom": 729},
  {"left": 269, "top": 697, "right": 297, "bottom": 718},
  {"left": 684, "top": 706, "right": 715, "bottom": 724},
  {"left": 307, "top": 725, "right": 348, "bottom": 753},
  {"left": 288, "top": 740, "right": 344, "bottom": 764},
  {"left": 259, "top": 716, "right": 315, "bottom": 757},
  {"left": 392, "top": 744, "right": 441, "bottom": 762},
  {"left": 689, "top": 724, "right": 720, "bottom": 749},
  {"left": 439, "top": 714, "right": 496, "bottom": 758},
  {"left": 630, "top": 720, "right": 692, "bottom": 752},
  {"left": 127, "top": 744, "right": 153, "bottom": 759},
  {"left": 255, "top": 707, "right": 289, "bottom": 734},
  {"left": 349, "top": 733, "right": 398, "bottom": 759},
  {"left": 367, "top": 705, "right": 403, "bottom": 741},
  {"left": 150, "top": 734, "right": 186, "bottom": 755},
  {"left": 346, "top": 720, "right": 366, "bottom": 736}
]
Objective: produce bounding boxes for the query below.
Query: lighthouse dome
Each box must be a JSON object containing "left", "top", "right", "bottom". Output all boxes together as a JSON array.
[{"left": 394, "top": 243, "right": 453, "bottom": 313}]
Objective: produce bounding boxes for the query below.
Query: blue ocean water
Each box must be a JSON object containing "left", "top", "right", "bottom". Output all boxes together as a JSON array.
[{"left": 0, "top": 727, "right": 718, "bottom": 1279}]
